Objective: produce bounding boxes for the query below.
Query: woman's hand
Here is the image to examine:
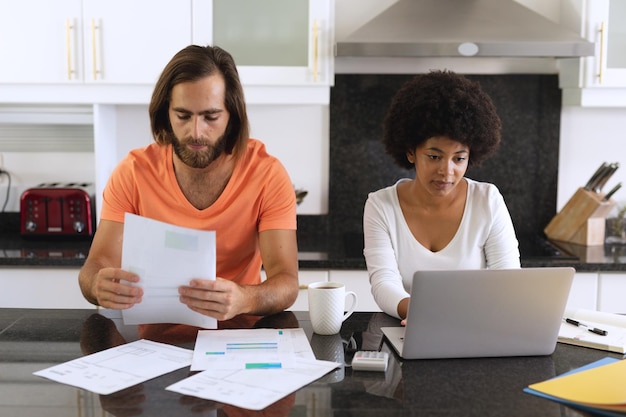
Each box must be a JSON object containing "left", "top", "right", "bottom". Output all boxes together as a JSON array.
[{"left": 398, "top": 297, "right": 410, "bottom": 325}]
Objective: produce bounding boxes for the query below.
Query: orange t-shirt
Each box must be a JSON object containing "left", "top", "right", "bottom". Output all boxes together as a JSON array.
[{"left": 100, "top": 138, "right": 296, "bottom": 286}]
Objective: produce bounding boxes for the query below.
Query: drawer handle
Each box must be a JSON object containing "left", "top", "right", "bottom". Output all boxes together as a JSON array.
[
  {"left": 598, "top": 21, "right": 605, "bottom": 84},
  {"left": 91, "top": 18, "right": 100, "bottom": 80},
  {"left": 65, "top": 18, "right": 75, "bottom": 80},
  {"left": 312, "top": 20, "right": 319, "bottom": 82}
]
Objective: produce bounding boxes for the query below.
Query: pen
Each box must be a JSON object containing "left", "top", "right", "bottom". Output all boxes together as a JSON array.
[{"left": 565, "top": 318, "right": 608, "bottom": 336}]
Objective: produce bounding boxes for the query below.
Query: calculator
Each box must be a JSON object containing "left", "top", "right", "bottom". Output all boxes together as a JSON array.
[{"left": 351, "top": 351, "right": 389, "bottom": 372}]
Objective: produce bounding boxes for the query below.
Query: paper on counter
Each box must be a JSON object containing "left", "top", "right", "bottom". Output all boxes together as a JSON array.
[
  {"left": 558, "top": 321, "right": 626, "bottom": 353},
  {"left": 166, "top": 359, "right": 340, "bottom": 411},
  {"left": 121, "top": 213, "right": 217, "bottom": 329},
  {"left": 191, "top": 328, "right": 316, "bottom": 371},
  {"left": 558, "top": 309, "right": 626, "bottom": 353},
  {"left": 33, "top": 339, "right": 193, "bottom": 395}
]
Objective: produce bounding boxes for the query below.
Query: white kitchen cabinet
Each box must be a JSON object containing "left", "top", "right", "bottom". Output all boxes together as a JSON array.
[
  {"left": 80, "top": 0, "right": 191, "bottom": 84},
  {"left": 0, "top": 0, "right": 191, "bottom": 104},
  {"left": 560, "top": 0, "right": 626, "bottom": 106},
  {"left": 0, "top": 268, "right": 95, "bottom": 309},
  {"left": 0, "top": 0, "right": 334, "bottom": 105},
  {"left": 565, "top": 272, "right": 598, "bottom": 312},
  {"left": 328, "top": 270, "right": 381, "bottom": 312},
  {"left": 597, "top": 272, "right": 626, "bottom": 313},
  {"left": 0, "top": 0, "right": 80, "bottom": 84},
  {"left": 0, "top": 0, "right": 190, "bottom": 84},
  {"left": 192, "top": 0, "right": 334, "bottom": 104}
]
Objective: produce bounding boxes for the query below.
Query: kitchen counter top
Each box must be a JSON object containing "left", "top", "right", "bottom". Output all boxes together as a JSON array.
[
  {"left": 1, "top": 307, "right": 621, "bottom": 417},
  {"left": 2, "top": 213, "right": 626, "bottom": 271},
  {"left": 296, "top": 232, "right": 626, "bottom": 272}
]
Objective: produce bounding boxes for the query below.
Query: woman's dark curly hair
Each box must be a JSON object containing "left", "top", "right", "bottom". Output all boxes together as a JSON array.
[{"left": 383, "top": 70, "right": 501, "bottom": 170}]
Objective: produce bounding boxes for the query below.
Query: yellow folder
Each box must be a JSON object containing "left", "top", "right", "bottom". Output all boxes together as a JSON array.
[{"left": 528, "top": 359, "right": 626, "bottom": 411}]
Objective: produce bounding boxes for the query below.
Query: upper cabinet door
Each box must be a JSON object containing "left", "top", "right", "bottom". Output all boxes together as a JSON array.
[
  {"left": 0, "top": 0, "right": 83, "bottom": 83},
  {"left": 192, "top": 0, "right": 334, "bottom": 88},
  {"left": 559, "top": 0, "right": 626, "bottom": 106},
  {"left": 0, "top": 0, "right": 191, "bottom": 85},
  {"left": 0, "top": 0, "right": 333, "bottom": 104},
  {"left": 82, "top": 0, "right": 192, "bottom": 84},
  {"left": 582, "top": 0, "right": 626, "bottom": 87}
]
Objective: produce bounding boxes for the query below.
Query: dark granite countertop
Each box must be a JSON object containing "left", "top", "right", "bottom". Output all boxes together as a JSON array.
[
  {"left": 1, "top": 307, "right": 621, "bottom": 417},
  {"left": 2, "top": 212, "right": 626, "bottom": 272}
]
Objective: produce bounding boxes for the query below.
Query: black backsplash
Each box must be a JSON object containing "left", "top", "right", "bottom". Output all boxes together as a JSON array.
[{"left": 298, "top": 74, "right": 561, "bottom": 244}]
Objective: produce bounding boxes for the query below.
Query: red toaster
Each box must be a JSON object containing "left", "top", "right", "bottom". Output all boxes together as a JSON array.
[{"left": 20, "top": 183, "right": 96, "bottom": 238}]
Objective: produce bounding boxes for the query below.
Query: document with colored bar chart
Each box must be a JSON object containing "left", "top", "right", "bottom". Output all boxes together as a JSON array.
[
  {"left": 190, "top": 328, "right": 315, "bottom": 371},
  {"left": 169, "top": 328, "right": 339, "bottom": 410},
  {"left": 170, "top": 328, "right": 339, "bottom": 410}
]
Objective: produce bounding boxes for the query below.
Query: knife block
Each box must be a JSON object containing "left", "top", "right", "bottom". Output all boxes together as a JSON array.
[{"left": 544, "top": 188, "right": 615, "bottom": 246}]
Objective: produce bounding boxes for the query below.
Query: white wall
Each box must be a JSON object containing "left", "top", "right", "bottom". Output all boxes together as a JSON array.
[
  {"left": 247, "top": 104, "right": 329, "bottom": 215},
  {"left": 558, "top": 107, "right": 626, "bottom": 214},
  {"left": 0, "top": 152, "right": 95, "bottom": 212},
  {"left": 90, "top": 104, "right": 329, "bottom": 219}
]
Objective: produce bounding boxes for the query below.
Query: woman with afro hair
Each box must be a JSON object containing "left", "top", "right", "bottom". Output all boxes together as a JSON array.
[{"left": 363, "top": 70, "right": 520, "bottom": 321}]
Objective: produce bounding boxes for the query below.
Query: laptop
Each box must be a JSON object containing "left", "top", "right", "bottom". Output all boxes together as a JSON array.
[{"left": 381, "top": 267, "right": 575, "bottom": 359}]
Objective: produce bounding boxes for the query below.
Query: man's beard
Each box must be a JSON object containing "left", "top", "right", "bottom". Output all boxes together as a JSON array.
[{"left": 172, "top": 135, "right": 227, "bottom": 169}]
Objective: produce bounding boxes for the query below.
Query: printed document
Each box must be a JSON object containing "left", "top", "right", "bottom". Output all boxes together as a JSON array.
[
  {"left": 33, "top": 339, "right": 193, "bottom": 395},
  {"left": 121, "top": 213, "right": 217, "bottom": 329},
  {"left": 166, "top": 358, "right": 341, "bottom": 410},
  {"left": 191, "top": 328, "right": 316, "bottom": 371}
]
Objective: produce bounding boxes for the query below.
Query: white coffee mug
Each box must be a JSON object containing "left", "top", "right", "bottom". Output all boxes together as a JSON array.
[{"left": 307, "top": 281, "right": 358, "bottom": 335}]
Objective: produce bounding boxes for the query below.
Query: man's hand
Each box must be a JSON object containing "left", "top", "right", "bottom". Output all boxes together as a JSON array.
[
  {"left": 178, "top": 278, "right": 250, "bottom": 321},
  {"left": 92, "top": 268, "right": 143, "bottom": 309}
]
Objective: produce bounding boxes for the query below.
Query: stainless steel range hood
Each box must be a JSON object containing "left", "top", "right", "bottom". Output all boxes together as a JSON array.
[{"left": 336, "top": 0, "right": 594, "bottom": 58}]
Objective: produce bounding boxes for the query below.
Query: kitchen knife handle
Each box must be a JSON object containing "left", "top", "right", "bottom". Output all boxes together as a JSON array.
[
  {"left": 584, "top": 162, "right": 608, "bottom": 191},
  {"left": 595, "top": 162, "right": 619, "bottom": 193},
  {"left": 603, "top": 182, "right": 622, "bottom": 202}
]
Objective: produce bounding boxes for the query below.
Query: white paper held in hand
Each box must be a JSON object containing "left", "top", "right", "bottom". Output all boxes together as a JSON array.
[{"left": 121, "top": 213, "right": 217, "bottom": 329}]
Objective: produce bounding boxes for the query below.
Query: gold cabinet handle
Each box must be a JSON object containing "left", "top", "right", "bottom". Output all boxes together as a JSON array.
[
  {"left": 91, "top": 18, "right": 100, "bottom": 80},
  {"left": 598, "top": 21, "right": 605, "bottom": 84},
  {"left": 65, "top": 18, "right": 74, "bottom": 80},
  {"left": 312, "top": 20, "right": 319, "bottom": 82}
]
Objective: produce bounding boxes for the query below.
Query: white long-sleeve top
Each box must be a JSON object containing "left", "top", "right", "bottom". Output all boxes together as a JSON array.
[{"left": 363, "top": 178, "right": 521, "bottom": 318}]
